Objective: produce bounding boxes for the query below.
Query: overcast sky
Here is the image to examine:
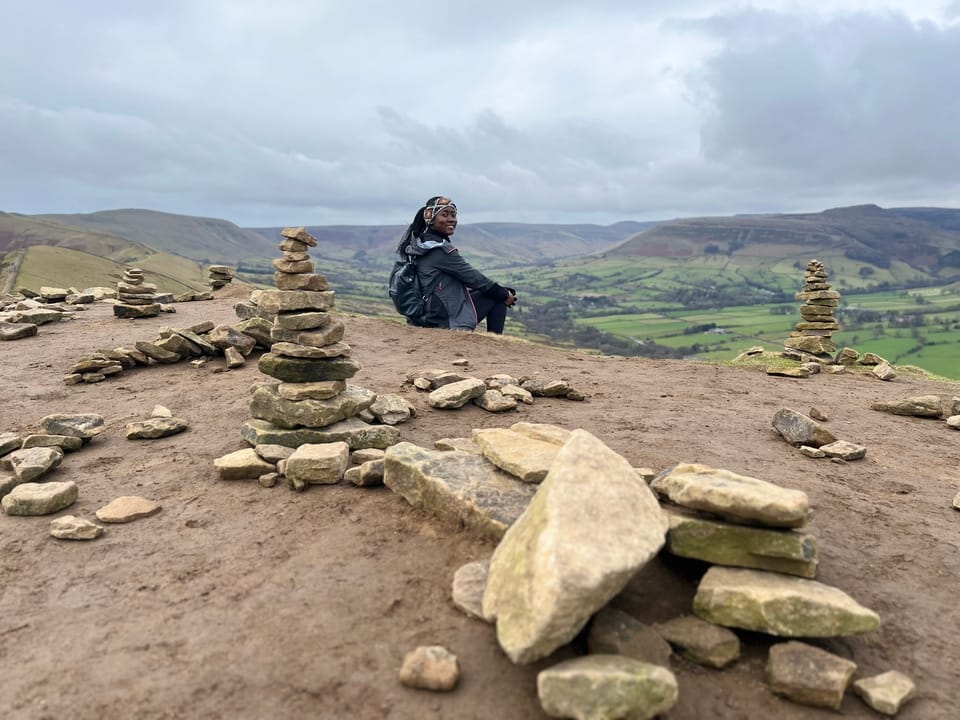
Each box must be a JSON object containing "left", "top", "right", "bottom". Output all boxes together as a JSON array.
[{"left": 1, "top": 1, "right": 958, "bottom": 227}]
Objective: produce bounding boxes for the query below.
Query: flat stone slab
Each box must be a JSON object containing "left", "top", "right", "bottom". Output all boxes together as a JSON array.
[
  {"left": 250, "top": 384, "right": 375, "bottom": 429},
  {"left": 2, "top": 481, "right": 78, "bottom": 515},
  {"left": 664, "top": 508, "right": 818, "bottom": 578},
  {"left": 96, "top": 496, "right": 162, "bottom": 523},
  {"left": 870, "top": 394, "right": 943, "bottom": 418},
  {"left": 40, "top": 413, "right": 105, "bottom": 440},
  {"left": 276, "top": 380, "right": 345, "bottom": 401},
  {"left": 257, "top": 353, "right": 360, "bottom": 383},
  {"left": 125, "top": 417, "right": 190, "bottom": 440},
  {"left": 50, "top": 515, "right": 104, "bottom": 539},
  {"left": 766, "top": 641, "right": 857, "bottom": 710},
  {"left": 214, "top": 448, "right": 276, "bottom": 480},
  {"left": 286, "top": 442, "right": 350, "bottom": 485},
  {"left": 256, "top": 289, "right": 335, "bottom": 314},
  {"left": 694, "top": 566, "right": 880, "bottom": 637},
  {"left": 384, "top": 442, "right": 536, "bottom": 539},
  {"left": 20, "top": 434, "right": 84, "bottom": 452},
  {"left": 2, "top": 446, "right": 65, "bottom": 484},
  {"left": 651, "top": 463, "right": 809, "bottom": 528},
  {"left": 472, "top": 428, "right": 560, "bottom": 483},
  {"left": 537, "top": 655, "right": 678, "bottom": 720},
  {"left": 428, "top": 378, "right": 487, "bottom": 409},
  {"left": 0, "top": 432, "right": 22, "bottom": 456},
  {"left": 818, "top": 440, "right": 866, "bottom": 460},
  {"left": 0, "top": 321, "right": 38, "bottom": 340},
  {"left": 241, "top": 417, "right": 399, "bottom": 450}
]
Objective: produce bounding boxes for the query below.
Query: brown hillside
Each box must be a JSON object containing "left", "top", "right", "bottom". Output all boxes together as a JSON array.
[{"left": 1, "top": 299, "right": 957, "bottom": 719}]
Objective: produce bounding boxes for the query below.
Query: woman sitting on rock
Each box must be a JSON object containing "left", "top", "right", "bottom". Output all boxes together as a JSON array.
[{"left": 395, "top": 196, "right": 517, "bottom": 334}]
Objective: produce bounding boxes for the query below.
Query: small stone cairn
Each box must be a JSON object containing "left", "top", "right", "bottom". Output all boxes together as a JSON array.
[
  {"left": 207, "top": 265, "right": 235, "bottom": 290},
  {"left": 113, "top": 267, "right": 161, "bottom": 319},
  {"left": 783, "top": 259, "right": 839, "bottom": 356},
  {"left": 223, "top": 227, "right": 399, "bottom": 487}
]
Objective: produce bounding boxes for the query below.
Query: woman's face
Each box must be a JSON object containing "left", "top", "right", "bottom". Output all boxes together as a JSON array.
[{"left": 431, "top": 207, "right": 458, "bottom": 236}]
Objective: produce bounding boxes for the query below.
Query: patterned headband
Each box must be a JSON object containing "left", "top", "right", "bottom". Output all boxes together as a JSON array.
[{"left": 423, "top": 197, "right": 457, "bottom": 224}]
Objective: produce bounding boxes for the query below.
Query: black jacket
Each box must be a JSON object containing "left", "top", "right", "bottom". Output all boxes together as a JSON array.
[{"left": 404, "top": 229, "right": 510, "bottom": 330}]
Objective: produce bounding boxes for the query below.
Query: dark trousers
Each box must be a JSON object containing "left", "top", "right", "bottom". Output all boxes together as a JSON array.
[{"left": 469, "top": 289, "right": 508, "bottom": 334}]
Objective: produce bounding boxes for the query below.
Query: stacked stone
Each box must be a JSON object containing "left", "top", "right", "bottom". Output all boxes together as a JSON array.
[
  {"left": 783, "top": 259, "right": 840, "bottom": 356},
  {"left": 240, "top": 227, "right": 399, "bottom": 455},
  {"left": 113, "top": 267, "right": 160, "bottom": 319},
  {"left": 208, "top": 265, "right": 235, "bottom": 289}
]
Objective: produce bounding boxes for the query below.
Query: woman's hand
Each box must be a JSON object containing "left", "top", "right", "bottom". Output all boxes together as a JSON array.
[{"left": 505, "top": 290, "right": 518, "bottom": 307}]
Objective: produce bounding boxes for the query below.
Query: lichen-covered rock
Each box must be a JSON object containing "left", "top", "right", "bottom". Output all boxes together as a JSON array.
[
  {"left": 652, "top": 615, "right": 740, "bottom": 669},
  {"left": 537, "top": 655, "right": 678, "bottom": 720},
  {"left": 852, "top": 670, "right": 916, "bottom": 715},
  {"left": 694, "top": 567, "right": 880, "bottom": 637}
]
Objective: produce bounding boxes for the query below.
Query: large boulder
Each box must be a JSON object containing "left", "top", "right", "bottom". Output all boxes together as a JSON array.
[{"left": 482, "top": 430, "right": 668, "bottom": 664}]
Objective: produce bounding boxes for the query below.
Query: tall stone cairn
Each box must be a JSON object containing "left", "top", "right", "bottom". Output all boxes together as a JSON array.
[
  {"left": 239, "top": 227, "right": 399, "bottom": 455},
  {"left": 113, "top": 267, "right": 161, "bottom": 319},
  {"left": 207, "top": 265, "right": 235, "bottom": 289},
  {"left": 783, "top": 259, "right": 839, "bottom": 356}
]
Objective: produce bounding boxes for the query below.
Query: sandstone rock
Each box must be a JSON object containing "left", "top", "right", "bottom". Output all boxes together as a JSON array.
[
  {"left": 452, "top": 560, "right": 491, "bottom": 621},
  {"left": 250, "top": 384, "right": 375, "bottom": 429},
  {"left": 254, "top": 444, "right": 295, "bottom": 463},
  {"left": 241, "top": 417, "right": 399, "bottom": 450},
  {"left": 257, "top": 353, "right": 360, "bottom": 383},
  {"left": 2, "top": 481, "right": 78, "bottom": 515},
  {"left": 808, "top": 406, "right": 828, "bottom": 421},
  {"left": 151, "top": 405, "right": 173, "bottom": 418},
  {"left": 500, "top": 384, "right": 534, "bottom": 405},
  {"left": 766, "top": 641, "right": 856, "bottom": 710},
  {"left": 349, "top": 458, "right": 384, "bottom": 487},
  {"left": 651, "top": 463, "right": 809, "bottom": 528},
  {"left": 3, "top": 446, "right": 64, "bottom": 482},
  {"left": 870, "top": 395, "right": 943, "bottom": 418},
  {"left": 508, "top": 423, "right": 572, "bottom": 446},
  {"left": 270, "top": 341, "right": 351, "bottom": 360},
  {"left": 473, "top": 389, "right": 518, "bottom": 412},
  {"left": 407, "top": 368, "right": 471, "bottom": 389},
  {"left": 0, "top": 321, "right": 39, "bottom": 340},
  {"left": 368, "top": 394, "right": 413, "bottom": 425},
  {"left": 483, "top": 430, "right": 668, "bottom": 663},
  {"left": 818, "top": 440, "right": 866, "bottom": 460},
  {"left": 694, "top": 567, "right": 880, "bottom": 637},
  {"left": 587, "top": 607, "right": 672, "bottom": 667},
  {"left": 125, "top": 417, "right": 190, "bottom": 440},
  {"left": 40, "top": 413, "right": 105, "bottom": 440},
  {"left": 280, "top": 226, "right": 318, "bottom": 245},
  {"left": 276, "top": 380, "right": 346, "bottom": 401},
  {"left": 274, "top": 309, "right": 334, "bottom": 331},
  {"left": 95, "top": 496, "right": 162, "bottom": 523},
  {"left": 398, "top": 646, "right": 460, "bottom": 691},
  {"left": 214, "top": 448, "right": 276, "bottom": 480},
  {"left": 285, "top": 442, "right": 350, "bottom": 485},
  {"left": 852, "top": 670, "right": 916, "bottom": 715},
  {"left": 113, "top": 304, "right": 161, "bottom": 318},
  {"left": 872, "top": 362, "right": 897, "bottom": 381},
  {"left": 50, "top": 515, "right": 104, "bottom": 540},
  {"left": 384, "top": 443, "right": 536, "bottom": 539},
  {"left": 0, "top": 432, "right": 22, "bottom": 456},
  {"left": 520, "top": 378, "right": 572, "bottom": 397},
  {"left": 472, "top": 427, "right": 560, "bottom": 483},
  {"left": 766, "top": 366, "right": 810, "bottom": 378},
  {"left": 351, "top": 448, "right": 384, "bottom": 464},
  {"left": 664, "top": 508, "right": 818, "bottom": 577},
  {"left": 258, "top": 472, "right": 280, "bottom": 488},
  {"left": 771, "top": 408, "right": 838, "bottom": 448},
  {"left": 270, "top": 319, "right": 345, "bottom": 348},
  {"left": 799, "top": 446, "right": 826, "bottom": 458},
  {"left": 20, "top": 434, "right": 83, "bottom": 452},
  {"left": 207, "top": 325, "right": 257, "bottom": 355},
  {"left": 427, "top": 377, "right": 488, "bottom": 409},
  {"left": 274, "top": 272, "right": 330, "bottom": 291},
  {"left": 224, "top": 347, "right": 245, "bottom": 368},
  {"left": 234, "top": 317, "right": 273, "bottom": 348},
  {"left": 434, "top": 437, "right": 483, "bottom": 454},
  {"left": 135, "top": 340, "right": 181, "bottom": 363},
  {"left": 256, "top": 289, "right": 335, "bottom": 314},
  {"left": 947, "top": 415, "right": 960, "bottom": 430},
  {"left": 652, "top": 615, "right": 740, "bottom": 669},
  {"left": 537, "top": 655, "right": 678, "bottom": 720}
]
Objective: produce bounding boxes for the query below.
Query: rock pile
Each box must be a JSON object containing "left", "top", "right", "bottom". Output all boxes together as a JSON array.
[
  {"left": 222, "top": 227, "right": 399, "bottom": 482},
  {"left": 0, "top": 292, "right": 81, "bottom": 341},
  {"left": 207, "top": 265, "right": 235, "bottom": 289},
  {"left": 113, "top": 267, "right": 161, "bottom": 319},
  {"left": 64, "top": 318, "right": 272, "bottom": 384},
  {"left": 783, "top": 259, "right": 840, "bottom": 356},
  {"left": 380, "top": 423, "right": 908, "bottom": 716},
  {"left": 407, "top": 369, "right": 585, "bottom": 413}
]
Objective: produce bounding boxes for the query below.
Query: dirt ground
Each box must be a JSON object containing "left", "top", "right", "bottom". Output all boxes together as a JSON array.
[{"left": 1, "top": 295, "right": 958, "bottom": 720}]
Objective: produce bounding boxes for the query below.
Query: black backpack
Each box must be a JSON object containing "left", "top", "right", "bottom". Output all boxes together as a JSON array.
[{"left": 388, "top": 257, "right": 428, "bottom": 323}]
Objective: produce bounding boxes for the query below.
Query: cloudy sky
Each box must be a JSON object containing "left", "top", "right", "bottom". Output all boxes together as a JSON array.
[{"left": 1, "top": 1, "right": 958, "bottom": 227}]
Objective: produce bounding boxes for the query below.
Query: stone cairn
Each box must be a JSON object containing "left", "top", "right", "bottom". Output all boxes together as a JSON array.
[
  {"left": 113, "top": 267, "right": 160, "bottom": 319},
  {"left": 234, "top": 227, "right": 398, "bottom": 484},
  {"left": 783, "top": 259, "right": 839, "bottom": 357},
  {"left": 207, "top": 265, "right": 235, "bottom": 290}
]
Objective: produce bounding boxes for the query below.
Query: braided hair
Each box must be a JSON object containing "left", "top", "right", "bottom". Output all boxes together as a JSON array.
[{"left": 395, "top": 196, "right": 457, "bottom": 255}]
